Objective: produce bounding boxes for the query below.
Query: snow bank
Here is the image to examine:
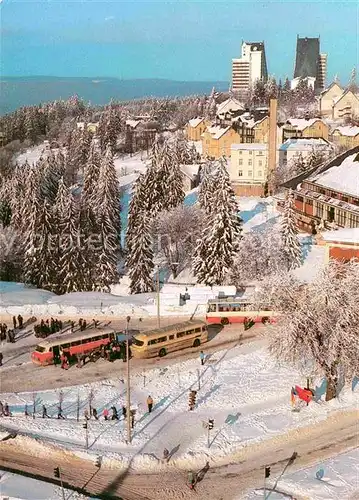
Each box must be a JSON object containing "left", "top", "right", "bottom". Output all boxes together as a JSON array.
[{"left": 242, "top": 449, "right": 359, "bottom": 500}]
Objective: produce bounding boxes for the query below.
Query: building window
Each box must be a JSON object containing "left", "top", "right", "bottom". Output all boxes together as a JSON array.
[
  {"left": 258, "top": 160, "right": 262, "bottom": 166},
  {"left": 258, "top": 151, "right": 263, "bottom": 156},
  {"left": 239, "top": 150, "right": 243, "bottom": 155},
  {"left": 337, "top": 210, "right": 346, "bottom": 226},
  {"left": 296, "top": 195, "right": 304, "bottom": 203},
  {"left": 249, "top": 150, "right": 253, "bottom": 155},
  {"left": 316, "top": 202, "right": 323, "bottom": 218},
  {"left": 248, "top": 159, "right": 252, "bottom": 166},
  {"left": 248, "top": 170, "right": 253, "bottom": 176},
  {"left": 341, "top": 196, "right": 348, "bottom": 203},
  {"left": 258, "top": 170, "right": 262, "bottom": 177},
  {"left": 238, "top": 170, "right": 243, "bottom": 177},
  {"left": 238, "top": 159, "right": 243, "bottom": 165}
]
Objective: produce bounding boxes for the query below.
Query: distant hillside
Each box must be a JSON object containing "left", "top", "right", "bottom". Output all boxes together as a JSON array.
[{"left": 0, "top": 76, "right": 229, "bottom": 114}]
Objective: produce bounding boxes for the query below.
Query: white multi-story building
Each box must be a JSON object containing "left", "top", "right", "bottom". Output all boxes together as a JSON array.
[
  {"left": 231, "top": 42, "right": 268, "bottom": 94},
  {"left": 229, "top": 143, "right": 268, "bottom": 196}
]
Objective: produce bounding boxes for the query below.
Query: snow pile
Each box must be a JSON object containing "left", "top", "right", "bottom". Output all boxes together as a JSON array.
[
  {"left": 242, "top": 449, "right": 359, "bottom": 500},
  {"left": 0, "top": 470, "right": 88, "bottom": 500}
]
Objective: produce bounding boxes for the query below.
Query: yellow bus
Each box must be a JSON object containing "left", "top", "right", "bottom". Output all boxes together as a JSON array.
[{"left": 131, "top": 320, "right": 208, "bottom": 359}]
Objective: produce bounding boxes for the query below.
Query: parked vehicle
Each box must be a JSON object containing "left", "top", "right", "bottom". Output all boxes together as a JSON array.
[{"left": 131, "top": 320, "right": 208, "bottom": 359}]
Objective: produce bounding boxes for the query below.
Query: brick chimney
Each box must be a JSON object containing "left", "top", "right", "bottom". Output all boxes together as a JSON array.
[{"left": 268, "top": 98, "right": 278, "bottom": 176}]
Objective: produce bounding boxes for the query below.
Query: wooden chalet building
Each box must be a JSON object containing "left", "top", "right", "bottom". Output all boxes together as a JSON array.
[{"left": 281, "top": 146, "right": 359, "bottom": 232}]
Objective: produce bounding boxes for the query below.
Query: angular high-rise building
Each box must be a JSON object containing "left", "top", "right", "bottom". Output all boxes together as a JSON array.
[
  {"left": 232, "top": 41, "right": 268, "bottom": 94},
  {"left": 293, "top": 36, "right": 327, "bottom": 92}
]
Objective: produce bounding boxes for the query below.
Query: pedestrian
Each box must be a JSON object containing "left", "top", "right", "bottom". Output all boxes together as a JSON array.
[
  {"left": 200, "top": 350, "right": 205, "bottom": 366},
  {"left": 147, "top": 395, "right": 153, "bottom": 413},
  {"left": 0, "top": 351, "right": 3, "bottom": 367},
  {"left": 57, "top": 406, "right": 65, "bottom": 419},
  {"left": 92, "top": 408, "right": 98, "bottom": 420},
  {"left": 163, "top": 448, "right": 169, "bottom": 462},
  {"left": 103, "top": 408, "right": 109, "bottom": 421},
  {"left": 122, "top": 405, "right": 127, "bottom": 419},
  {"left": 188, "top": 471, "right": 196, "bottom": 490},
  {"left": 0, "top": 401, "right": 4, "bottom": 416},
  {"left": 84, "top": 409, "right": 90, "bottom": 420},
  {"left": 24, "top": 404, "right": 30, "bottom": 417},
  {"left": 82, "top": 319, "right": 87, "bottom": 330},
  {"left": 42, "top": 405, "right": 50, "bottom": 418},
  {"left": 111, "top": 406, "right": 119, "bottom": 420},
  {"left": 12, "top": 316, "right": 16, "bottom": 329},
  {"left": 17, "top": 314, "right": 23, "bottom": 329},
  {"left": 4, "top": 403, "right": 11, "bottom": 417},
  {"left": 131, "top": 411, "right": 135, "bottom": 429}
]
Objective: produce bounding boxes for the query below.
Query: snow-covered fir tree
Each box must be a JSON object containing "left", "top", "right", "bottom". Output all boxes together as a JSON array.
[
  {"left": 280, "top": 191, "right": 302, "bottom": 270},
  {"left": 193, "top": 159, "right": 242, "bottom": 285},
  {"left": 55, "top": 180, "right": 84, "bottom": 294},
  {"left": 93, "top": 147, "right": 121, "bottom": 291},
  {"left": 197, "top": 160, "right": 216, "bottom": 214},
  {"left": 127, "top": 213, "right": 154, "bottom": 294}
]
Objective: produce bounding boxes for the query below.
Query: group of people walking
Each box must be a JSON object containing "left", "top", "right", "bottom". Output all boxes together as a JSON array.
[{"left": 34, "top": 318, "right": 63, "bottom": 337}]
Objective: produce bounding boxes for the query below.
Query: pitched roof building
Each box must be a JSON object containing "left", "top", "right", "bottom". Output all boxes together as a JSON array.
[{"left": 281, "top": 146, "right": 359, "bottom": 232}]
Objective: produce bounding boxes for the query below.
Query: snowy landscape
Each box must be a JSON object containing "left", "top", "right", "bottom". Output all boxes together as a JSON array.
[{"left": 1, "top": 41, "right": 359, "bottom": 498}]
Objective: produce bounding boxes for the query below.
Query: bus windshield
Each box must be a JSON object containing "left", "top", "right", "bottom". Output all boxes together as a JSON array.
[
  {"left": 35, "top": 345, "right": 46, "bottom": 353},
  {"left": 207, "top": 304, "right": 217, "bottom": 312},
  {"left": 132, "top": 338, "right": 144, "bottom": 347}
]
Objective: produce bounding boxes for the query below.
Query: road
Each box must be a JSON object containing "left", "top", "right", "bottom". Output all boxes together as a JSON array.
[
  {"left": 0, "top": 321, "right": 265, "bottom": 393},
  {"left": 0, "top": 410, "right": 357, "bottom": 499}
]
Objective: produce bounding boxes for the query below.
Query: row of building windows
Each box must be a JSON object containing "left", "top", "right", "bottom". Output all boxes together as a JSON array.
[
  {"left": 238, "top": 170, "right": 263, "bottom": 177},
  {"left": 238, "top": 150, "right": 264, "bottom": 155},
  {"left": 238, "top": 159, "right": 264, "bottom": 166}
]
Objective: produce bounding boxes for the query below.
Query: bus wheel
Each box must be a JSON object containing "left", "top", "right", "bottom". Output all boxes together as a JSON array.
[
  {"left": 221, "top": 317, "right": 229, "bottom": 325},
  {"left": 159, "top": 348, "right": 167, "bottom": 357},
  {"left": 193, "top": 338, "right": 201, "bottom": 348}
]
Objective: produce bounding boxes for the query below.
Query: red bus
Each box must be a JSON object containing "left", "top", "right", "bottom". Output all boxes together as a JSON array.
[
  {"left": 31, "top": 327, "right": 118, "bottom": 366},
  {"left": 206, "top": 298, "right": 276, "bottom": 325}
]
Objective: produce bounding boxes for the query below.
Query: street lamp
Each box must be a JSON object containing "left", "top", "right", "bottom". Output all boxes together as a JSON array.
[{"left": 125, "top": 315, "right": 131, "bottom": 443}]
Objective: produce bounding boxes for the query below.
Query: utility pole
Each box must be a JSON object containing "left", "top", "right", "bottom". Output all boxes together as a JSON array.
[
  {"left": 83, "top": 421, "right": 88, "bottom": 449},
  {"left": 126, "top": 315, "right": 131, "bottom": 443},
  {"left": 157, "top": 266, "right": 160, "bottom": 328}
]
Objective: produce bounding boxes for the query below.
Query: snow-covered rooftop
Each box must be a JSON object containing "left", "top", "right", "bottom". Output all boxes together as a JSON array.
[
  {"left": 180, "top": 163, "right": 200, "bottom": 178},
  {"left": 126, "top": 119, "right": 141, "bottom": 129},
  {"left": 332, "top": 126, "right": 359, "bottom": 137},
  {"left": 188, "top": 117, "right": 204, "bottom": 128},
  {"left": 231, "top": 143, "right": 267, "bottom": 151},
  {"left": 308, "top": 151, "right": 359, "bottom": 198},
  {"left": 216, "top": 97, "right": 244, "bottom": 115},
  {"left": 206, "top": 125, "right": 231, "bottom": 140},
  {"left": 280, "top": 138, "right": 330, "bottom": 151},
  {"left": 321, "top": 227, "right": 359, "bottom": 244},
  {"left": 285, "top": 118, "right": 323, "bottom": 130}
]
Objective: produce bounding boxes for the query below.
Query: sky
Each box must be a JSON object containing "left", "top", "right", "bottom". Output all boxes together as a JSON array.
[{"left": 1, "top": 0, "right": 358, "bottom": 83}]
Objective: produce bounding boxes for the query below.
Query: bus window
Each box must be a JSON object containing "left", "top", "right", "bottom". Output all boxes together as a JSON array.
[
  {"left": 72, "top": 340, "right": 81, "bottom": 346},
  {"left": 177, "top": 331, "right": 186, "bottom": 338},
  {"left": 169, "top": 335, "right": 174, "bottom": 340},
  {"left": 207, "top": 304, "right": 217, "bottom": 312},
  {"left": 61, "top": 343, "right": 70, "bottom": 349},
  {"left": 132, "top": 338, "right": 144, "bottom": 347},
  {"left": 218, "top": 304, "right": 225, "bottom": 312},
  {"left": 35, "top": 345, "right": 46, "bottom": 353},
  {"left": 195, "top": 328, "right": 201, "bottom": 333},
  {"left": 158, "top": 336, "right": 167, "bottom": 343},
  {"left": 186, "top": 329, "right": 194, "bottom": 335}
]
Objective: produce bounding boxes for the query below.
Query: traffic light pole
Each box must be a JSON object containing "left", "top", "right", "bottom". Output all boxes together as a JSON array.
[{"left": 126, "top": 316, "right": 131, "bottom": 444}]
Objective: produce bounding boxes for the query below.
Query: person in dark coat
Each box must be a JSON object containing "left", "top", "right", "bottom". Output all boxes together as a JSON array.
[
  {"left": 111, "top": 406, "right": 119, "bottom": 420},
  {"left": 92, "top": 408, "right": 98, "bottom": 420},
  {"left": 12, "top": 316, "right": 17, "bottom": 329},
  {"left": 0, "top": 352, "right": 3, "bottom": 366},
  {"left": 42, "top": 405, "right": 50, "bottom": 418},
  {"left": 57, "top": 406, "right": 65, "bottom": 419},
  {"left": 122, "top": 406, "right": 127, "bottom": 419},
  {"left": 4, "top": 403, "right": 11, "bottom": 416},
  {"left": 17, "top": 315, "right": 23, "bottom": 329}
]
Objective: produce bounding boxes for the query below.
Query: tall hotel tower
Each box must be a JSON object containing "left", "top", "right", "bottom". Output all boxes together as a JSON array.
[{"left": 231, "top": 41, "right": 268, "bottom": 94}]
